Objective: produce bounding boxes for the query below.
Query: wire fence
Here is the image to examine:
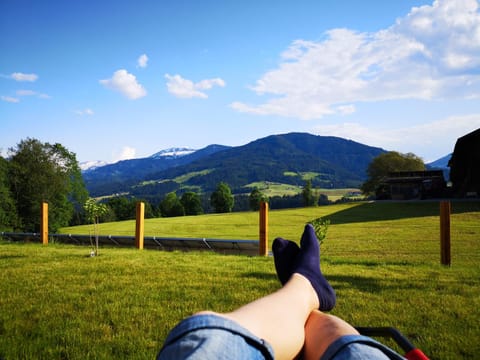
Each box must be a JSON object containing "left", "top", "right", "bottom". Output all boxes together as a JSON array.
[
  {"left": 2, "top": 201, "right": 479, "bottom": 264},
  {"left": 320, "top": 222, "right": 480, "bottom": 266},
  {"left": 2, "top": 222, "right": 479, "bottom": 265},
  {"left": 0, "top": 232, "right": 260, "bottom": 255}
]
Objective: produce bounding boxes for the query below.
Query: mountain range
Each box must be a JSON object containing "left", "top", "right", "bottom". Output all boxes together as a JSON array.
[{"left": 82, "top": 132, "right": 448, "bottom": 201}]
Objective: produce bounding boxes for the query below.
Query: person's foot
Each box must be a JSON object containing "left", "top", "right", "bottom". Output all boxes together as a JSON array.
[
  {"left": 295, "top": 224, "right": 336, "bottom": 311},
  {"left": 273, "top": 225, "right": 336, "bottom": 311},
  {"left": 272, "top": 237, "right": 299, "bottom": 284}
]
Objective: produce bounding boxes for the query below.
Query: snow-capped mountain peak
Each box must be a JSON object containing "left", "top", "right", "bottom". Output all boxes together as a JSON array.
[
  {"left": 150, "top": 147, "right": 197, "bottom": 159},
  {"left": 80, "top": 160, "right": 109, "bottom": 171}
]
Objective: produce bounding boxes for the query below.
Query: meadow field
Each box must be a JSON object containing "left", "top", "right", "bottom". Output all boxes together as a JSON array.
[
  {"left": 1, "top": 201, "right": 479, "bottom": 359},
  {"left": 243, "top": 182, "right": 361, "bottom": 201}
]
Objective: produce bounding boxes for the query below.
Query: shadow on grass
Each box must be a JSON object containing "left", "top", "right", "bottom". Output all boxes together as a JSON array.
[
  {"left": 328, "top": 274, "right": 384, "bottom": 293},
  {"left": 325, "top": 259, "right": 413, "bottom": 267},
  {"left": 241, "top": 272, "right": 277, "bottom": 281},
  {"left": 324, "top": 200, "right": 480, "bottom": 225},
  {"left": 241, "top": 270, "right": 427, "bottom": 293},
  {"left": 329, "top": 274, "right": 426, "bottom": 293},
  {"left": 0, "top": 254, "right": 26, "bottom": 260}
]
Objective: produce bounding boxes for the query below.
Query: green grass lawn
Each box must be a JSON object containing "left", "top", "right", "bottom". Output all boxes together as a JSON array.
[{"left": 1, "top": 201, "right": 479, "bottom": 359}]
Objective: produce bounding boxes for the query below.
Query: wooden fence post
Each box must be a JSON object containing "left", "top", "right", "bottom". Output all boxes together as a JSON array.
[
  {"left": 259, "top": 201, "right": 268, "bottom": 256},
  {"left": 440, "top": 201, "right": 451, "bottom": 266},
  {"left": 41, "top": 202, "right": 48, "bottom": 245},
  {"left": 135, "top": 201, "right": 145, "bottom": 250}
]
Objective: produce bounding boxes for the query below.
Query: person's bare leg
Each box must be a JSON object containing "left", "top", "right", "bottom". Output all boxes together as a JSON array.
[
  {"left": 201, "top": 273, "right": 319, "bottom": 360},
  {"left": 195, "top": 225, "right": 337, "bottom": 360},
  {"left": 200, "top": 225, "right": 336, "bottom": 360},
  {"left": 304, "top": 310, "right": 359, "bottom": 360}
]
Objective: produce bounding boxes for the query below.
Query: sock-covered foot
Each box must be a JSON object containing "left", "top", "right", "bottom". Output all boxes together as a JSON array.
[
  {"left": 295, "top": 224, "right": 336, "bottom": 311},
  {"left": 272, "top": 237, "right": 299, "bottom": 285}
]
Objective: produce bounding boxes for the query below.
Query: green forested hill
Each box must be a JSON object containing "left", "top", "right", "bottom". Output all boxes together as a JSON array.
[{"left": 85, "top": 132, "right": 387, "bottom": 199}]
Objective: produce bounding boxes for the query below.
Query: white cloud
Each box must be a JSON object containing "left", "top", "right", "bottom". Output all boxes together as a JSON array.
[
  {"left": 1, "top": 95, "right": 20, "bottom": 103},
  {"left": 99, "top": 69, "right": 147, "bottom": 99},
  {"left": 75, "top": 108, "right": 94, "bottom": 116},
  {"left": 336, "top": 104, "right": 356, "bottom": 115},
  {"left": 113, "top": 146, "right": 136, "bottom": 162},
  {"left": 16, "top": 89, "right": 36, "bottom": 96},
  {"left": 314, "top": 114, "right": 480, "bottom": 160},
  {"left": 16, "top": 89, "right": 50, "bottom": 99},
  {"left": 165, "top": 74, "right": 225, "bottom": 99},
  {"left": 231, "top": 97, "right": 333, "bottom": 119},
  {"left": 10, "top": 72, "right": 38, "bottom": 82},
  {"left": 196, "top": 78, "right": 226, "bottom": 90},
  {"left": 232, "top": 0, "right": 480, "bottom": 119},
  {"left": 137, "top": 54, "right": 148, "bottom": 68}
]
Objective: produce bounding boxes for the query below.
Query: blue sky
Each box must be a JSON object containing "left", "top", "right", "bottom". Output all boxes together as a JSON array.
[{"left": 1, "top": 0, "right": 480, "bottom": 165}]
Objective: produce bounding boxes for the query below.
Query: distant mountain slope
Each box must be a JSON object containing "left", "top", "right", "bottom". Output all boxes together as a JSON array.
[
  {"left": 83, "top": 144, "right": 230, "bottom": 195},
  {"left": 427, "top": 153, "right": 452, "bottom": 169},
  {"left": 83, "top": 134, "right": 457, "bottom": 200},
  {"left": 427, "top": 153, "right": 452, "bottom": 181},
  {"left": 124, "top": 133, "right": 387, "bottom": 199}
]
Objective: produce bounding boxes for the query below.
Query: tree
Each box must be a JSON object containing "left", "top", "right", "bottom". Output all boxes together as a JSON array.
[
  {"left": 160, "top": 192, "right": 185, "bottom": 217},
  {"left": 106, "top": 196, "right": 136, "bottom": 220},
  {"left": 210, "top": 182, "right": 234, "bottom": 213},
  {"left": 249, "top": 188, "right": 268, "bottom": 211},
  {"left": 8, "top": 138, "right": 88, "bottom": 232},
  {"left": 318, "top": 193, "right": 329, "bottom": 205},
  {"left": 0, "top": 156, "right": 18, "bottom": 230},
  {"left": 141, "top": 200, "right": 156, "bottom": 219},
  {"left": 83, "top": 197, "right": 108, "bottom": 256},
  {"left": 302, "top": 180, "right": 317, "bottom": 207},
  {"left": 181, "top": 192, "right": 203, "bottom": 215},
  {"left": 105, "top": 197, "right": 155, "bottom": 220},
  {"left": 361, "top": 151, "right": 425, "bottom": 196}
]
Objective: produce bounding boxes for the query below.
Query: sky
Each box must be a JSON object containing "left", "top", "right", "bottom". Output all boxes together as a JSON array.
[{"left": 1, "top": 0, "right": 480, "bottom": 165}]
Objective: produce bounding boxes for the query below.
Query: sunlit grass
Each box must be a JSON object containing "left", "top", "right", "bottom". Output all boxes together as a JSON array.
[
  {"left": 2, "top": 201, "right": 479, "bottom": 359},
  {"left": 0, "top": 245, "right": 274, "bottom": 359}
]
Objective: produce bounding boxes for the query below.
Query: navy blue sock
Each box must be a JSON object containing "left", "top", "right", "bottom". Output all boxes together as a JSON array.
[
  {"left": 272, "top": 237, "right": 299, "bottom": 285},
  {"left": 295, "top": 224, "right": 336, "bottom": 311}
]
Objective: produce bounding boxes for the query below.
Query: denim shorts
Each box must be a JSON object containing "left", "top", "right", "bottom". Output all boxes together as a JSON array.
[{"left": 157, "top": 314, "right": 405, "bottom": 360}]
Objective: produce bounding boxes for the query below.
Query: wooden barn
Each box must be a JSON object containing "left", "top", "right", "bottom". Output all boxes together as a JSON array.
[
  {"left": 448, "top": 128, "right": 480, "bottom": 198},
  {"left": 378, "top": 170, "right": 446, "bottom": 200}
]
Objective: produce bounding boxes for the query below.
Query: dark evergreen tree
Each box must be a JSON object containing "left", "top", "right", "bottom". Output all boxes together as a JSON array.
[
  {"left": 0, "top": 156, "right": 18, "bottom": 230},
  {"left": 180, "top": 192, "right": 203, "bottom": 215},
  {"left": 249, "top": 188, "right": 269, "bottom": 211},
  {"left": 210, "top": 182, "right": 234, "bottom": 213},
  {"left": 302, "top": 179, "right": 316, "bottom": 207},
  {"left": 106, "top": 197, "right": 136, "bottom": 220},
  {"left": 160, "top": 192, "right": 185, "bottom": 217}
]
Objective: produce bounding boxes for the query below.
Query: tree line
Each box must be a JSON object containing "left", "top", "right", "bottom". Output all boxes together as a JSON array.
[
  {"left": 1, "top": 139, "right": 87, "bottom": 233},
  {"left": 0, "top": 138, "right": 424, "bottom": 233},
  {"left": 0, "top": 139, "right": 272, "bottom": 232}
]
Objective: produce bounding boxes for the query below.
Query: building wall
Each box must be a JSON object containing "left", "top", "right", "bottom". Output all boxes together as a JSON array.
[{"left": 449, "top": 128, "right": 480, "bottom": 197}]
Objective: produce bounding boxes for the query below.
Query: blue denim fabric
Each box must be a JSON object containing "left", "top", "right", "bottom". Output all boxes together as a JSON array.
[
  {"left": 320, "top": 335, "right": 406, "bottom": 360},
  {"left": 157, "top": 314, "right": 275, "bottom": 360},
  {"left": 157, "top": 314, "right": 405, "bottom": 360}
]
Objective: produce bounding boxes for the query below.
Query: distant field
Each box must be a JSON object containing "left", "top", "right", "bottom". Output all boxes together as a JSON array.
[
  {"left": 243, "top": 183, "right": 362, "bottom": 200},
  {"left": 244, "top": 181, "right": 303, "bottom": 196},
  {"left": 1, "top": 201, "right": 479, "bottom": 359}
]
